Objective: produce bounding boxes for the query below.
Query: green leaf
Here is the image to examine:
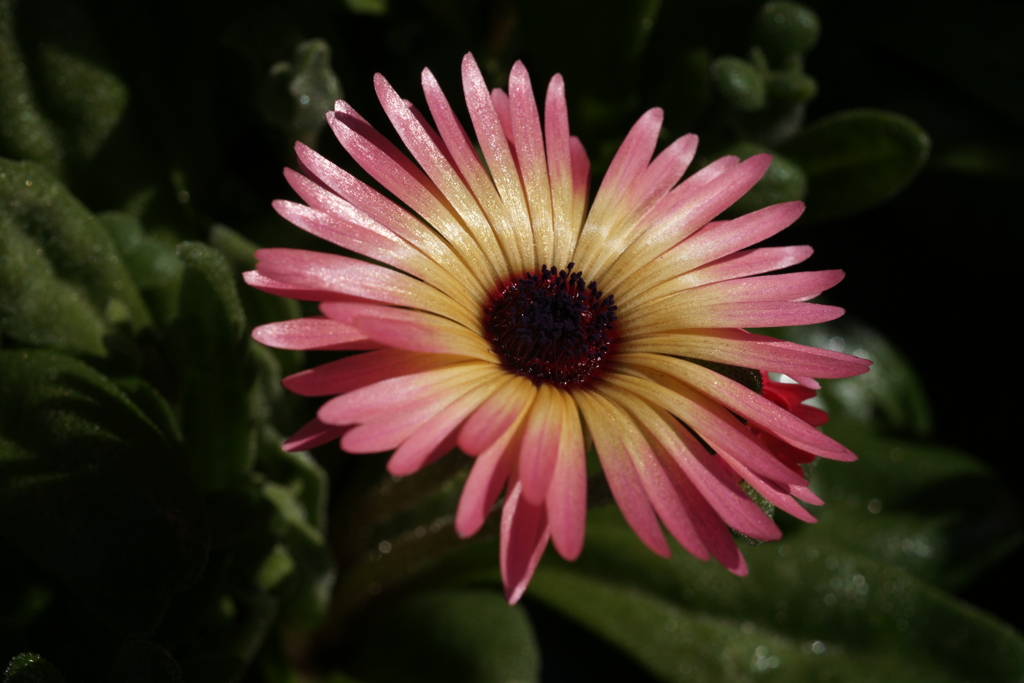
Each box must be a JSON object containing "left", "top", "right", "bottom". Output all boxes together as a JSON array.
[
  {"left": 259, "top": 39, "right": 343, "bottom": 147},
  {"left": 0, "top": 0, "right": 61, "bottom": 171},
  {"left": 767, "top": 70, "right": 817, "bottom": 106},
  {"left": 3, "top": 653, "right": 66, "bottom": 683},
  {"left": 0, "top": 159, "right": 151, "bottom": 355},
  {"left": 752, "top": 1, "right": 821, "bottom": 65},
  {"left": 806, "top": 418, "right": 1023, "bottom": 589},
  {"left": 0, "top": 0, "right": 127, "bottom": 174},
  {"left": 345, "top": 589, "right": 540, "bottom": 683},
  {"left": 258, "top": 428, "right": 329, "bottom": 533},
  {"left": 710, "top": 56, "right": 768, "bottom": 112},
  {"left": 780, "top": 109, "right": 931, "bottom": 223},
  {"left": 175, "top": 242, "right": 246, "bottom": 342},
  {"left": 0, "top": 350, "right": 208, "bottom": 635},
  {"left": 100, "top": 212, "right": 185, "bottom": 327},
  {"left": 169, "top": 241, "right": 252, "bottom": 490},
  {"left": 530, "top": 508, "right": 1024, "bottom": 683},
  {"left": 210, "top": 224, "right": 302, "bottom": 363}
]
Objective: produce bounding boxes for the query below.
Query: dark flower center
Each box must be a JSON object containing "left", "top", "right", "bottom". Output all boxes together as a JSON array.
[{"left": 485, "top": 263, "right": 618, "bottom": 387}]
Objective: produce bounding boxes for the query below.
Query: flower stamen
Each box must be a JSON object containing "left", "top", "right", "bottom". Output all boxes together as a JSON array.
[{"left": 485, "top": 263, "right": 617, "bottom": 387}]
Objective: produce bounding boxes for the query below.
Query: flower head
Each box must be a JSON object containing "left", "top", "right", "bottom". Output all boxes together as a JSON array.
[{"left": 247, "top": 53, "right": 870, "bottom": 604}]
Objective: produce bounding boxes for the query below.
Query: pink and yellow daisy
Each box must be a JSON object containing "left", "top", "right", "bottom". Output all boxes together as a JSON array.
[{"left": 246, "top": 53, "right": 870, "bottom": 604}]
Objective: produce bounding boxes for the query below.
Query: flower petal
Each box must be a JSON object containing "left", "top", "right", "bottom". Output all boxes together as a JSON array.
[
  {"left": 623, "top": 353, "right": 857, "bottom": 461},
  {"left": 462, "top": 53, "right": 533, "bottom": 270},
  {"left": 600, "top": 154, "right": 773, "bottom": 284},
  {"left": 518, "top": 384, "right": 564, "bottom": 506},
  {"left": 421, "top": 66, "right": 523, "bottom": 274},
  {"left": 328, "top": 101, "right": 500, "bottom": 285},
  {"left": 613, "top": 201, "right": 805, "bottom": 302},
  {"left": 572, "top": 389, "right": 671, "bottom": 557},
  {"left": 620, "top": 328, "right": 871, "bottom": 379},
  {"left": 254, "top": 248, "right": 477, "bottom": 328},
  {"left": 509, "top": 61, "right": 555, "bottom": 267},
  {"left": 600, "top": 384, "right": 780, "bottom": 541},
  {"left": 283, "top": 348, "right": 462, "bottom": 397},
  {"left": 544, "top": 74, "right": 576, "bottom": 267},
  {"left": 373, "top": 73, "right": 510, "bottom": 280},
  {"left": 294, "top": 142, "right": 485, "bottom": 301},
  {"left": 252, "top": 317, "right": 377, "bottom": 351},
  {"left": 545, "top": 391, "right": 587, "bottom": 561},
  {"left": 318, "top": 361, "right": 495, "bottom": 425},
  {"left": 604, "top": 370, "right": 808, "bottom": 486},
  {"left": 456, "top": 403, "right": 531, "bottom": 538},
  {"left": 500, "top": 479, "right": 551, "bottom": 605},
  {"left": 459, "top": 377, "right": 538, "bottom": 455},
  {"left": 319, "top": 302, "right": 493, "bottom": 360},
  {"left": 243, "top": 269, "right": 364, "bottom": 302},
  {"left": 282, "top": 417, "right": 349, "bottom": 452},
  {"left": 386, "top": 373, "right": 515, "bottom": 476}
]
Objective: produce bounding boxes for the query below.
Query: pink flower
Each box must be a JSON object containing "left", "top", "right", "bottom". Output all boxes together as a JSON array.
[{"left": 246, "top": 53, "right": 870, "bottom": 604}]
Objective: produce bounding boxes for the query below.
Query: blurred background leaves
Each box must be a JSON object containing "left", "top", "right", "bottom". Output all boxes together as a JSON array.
[{"left": 1, "top": 0, "right": 1020, "bottom": 681}]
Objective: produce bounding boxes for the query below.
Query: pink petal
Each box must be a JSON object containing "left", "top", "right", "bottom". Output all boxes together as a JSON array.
[
  {"left": 251, "top": 317, "right": 377, "bottom": 351},
  {"left": 420, "top": 66, "right": 523, "bottom": 274},
  {"left": 644, "top": 155, "right": 740, "bottom": 226},
  {"left": 651, "top": 356, "right": 857, "bottom": 462},
  {"left": 282, "top": 417, "right": 348, "bottom": 452},
  {"left": 613, "top": 202, "right": 805, "bottom": 301},
  {"left": 672, "top": 201, "right": 805, "bottom": 269},
  {"left": 273, "top": 194, "right": 432, "bottom": 281},
  {"left": 490, "top": 87, "right": 514, "bottom": 143},
  {"left": 500, "top": 479, "right": 551, "bottom": 605},
  {"left": 677, "top": 245, "right": 816, "bottom": 290},
  {"left": 342, "top": 379, "right": 474, "bottom": 455},
  {"left": 607, "top": 390, "right": 779, "bottom": 541},
  {"left": 254, "top": 248, "right": 443, "bottom": 309},
  {"left": 319, "top": 302, "right": 491, "bottom": 360},
  {"left": 373, "top": 73, "right": 508, "bottom": 278},
  {"left": 677, "top": 270, "right": 846, "bottom": 306},
  {"left": 545, "top": 392, "right": 587, "bottom": 561},
  {"left": 616, "top": 134, "right": 699, "bottom": 230},
  {"left": 518, "top": 384, "right": 565, "bottom": 506},
  {"left": 318, "top": 361, "right": 494, "bottom": 425},
  {"left": 243, "top": 270, "right": 365, "bottom": 303},
  {"left": 612, "top": 401, "right": 711, "bottom": 561},
  {"left": 619, "top": 329, "right": 871, "bottom": 380},
  {"left": 509, "top": 61, "right": 555, "bottom": 266},
  {"left": 662, "top": 457, "right": 750, "bottom": 575},
  {"left": 459, "top": 377, "right": 538, "bottom": 455},
  {"left": 294, "top": 143, "right": 481, "bottom": 294},
  {"left": 574, "top": 108, "right": 663, "bottom": 271},
  {"left": 282, "top": 348, "right": 461, "bottom": 397},
  {"left": 461, "top": 54, "right": 532, "bottom": 268},
  {"left": 605, "top": 370, "right": 807, "bottom": 486},
  {"left": 588, "top": 108, "right": 664, "bottom": 223},
  {"left": 386, "top": 375, "right": 511, "bottom": 476},
  {"left": 328, "top": 101, "right": 498, "bottom": 282},
  {"left": 569, "top": 136, "right": 591, "bottom": 234},
  {"left": 544, "top": 73, "right": 575, "bottom": 266},
  {"left": 603, "top": 155, "right": 773, "bottom": 282},
  {"left": 624, "top": 300, "right": 846, "bottom": 332},
  {"left": 456, "top": 412, "right": 527, "bottom": 538},
  {"left": 572, "top": 389, "right": 671, "bottom": 557},
  {"left": 717, "top": 453, "right": 817, "bottom": 523}
]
